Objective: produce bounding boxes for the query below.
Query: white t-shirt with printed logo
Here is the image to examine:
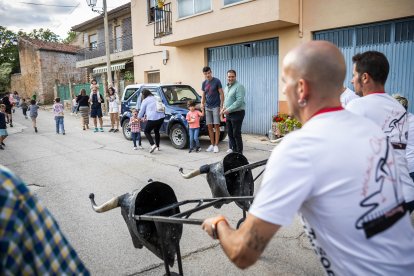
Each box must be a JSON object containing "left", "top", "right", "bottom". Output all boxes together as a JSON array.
[
  {"left": 249, "top": 110, "right": 414, "bottom": 275},
  {"left": 346, "top": 93, "right": 414, "bottom": 202}
]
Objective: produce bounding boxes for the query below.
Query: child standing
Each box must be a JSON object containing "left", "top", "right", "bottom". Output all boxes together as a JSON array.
[
  {"left": 186, "top": 100, "right": 204, "bottom": 153},
  {"left": 28, "top": 99, "right": 39, "bottom": 133},
  {"left": 129, "top": 109, "right": 142, "bottom": 150},
  {"left": 71, "top": 97, "right": 78, "bottom": 116},
  {"left": 53, "top": 97, "right": 65, "bottom": 135},
  {"left": 0, "top": 104, "right": 8, "bottom": 150},
  {"left": 20, "top": 98, "right": 28, "bottom": 119}
]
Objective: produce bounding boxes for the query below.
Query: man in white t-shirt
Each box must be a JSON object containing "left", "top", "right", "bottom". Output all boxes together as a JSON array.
[
  {"left": 393, "top": 95, "right": 414, "bottom": 183},
  {"left": 201, "top": 41, "right": 414, "bottom": 274},
  {"left": 339, "top": 86, "right": 359, "bottom": 107},
  {"left": 346, "top": 51, "right": 414, "bottom": 213}
]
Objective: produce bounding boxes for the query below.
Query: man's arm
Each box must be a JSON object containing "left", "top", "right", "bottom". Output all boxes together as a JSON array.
[
  {"left": 219, "top": 87, "right": 224, "bottom": 110},
  {"left": 200, "top": 90, "right": 206, "bottom": 110},
  {"left": 202, "top": 213, "right": 280, "bottom": 269}
]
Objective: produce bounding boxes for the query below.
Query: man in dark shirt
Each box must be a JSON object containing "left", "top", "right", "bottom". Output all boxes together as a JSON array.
[
  {"left": 89, "top": 87, "right": 104, "bottom": 132},
  {"left": 201, "top": 66, "right": 224, "bottom": 153}
]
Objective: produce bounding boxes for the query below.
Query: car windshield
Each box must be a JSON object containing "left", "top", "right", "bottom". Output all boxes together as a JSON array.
[{"left": 162, "top": 86, "right": 199, "bottom": 105}]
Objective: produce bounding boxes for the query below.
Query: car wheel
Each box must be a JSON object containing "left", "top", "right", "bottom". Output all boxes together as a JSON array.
[
  {"left": 169, "top": 124, "right": 188, "bottom": 149},
  {"left": 122, "top": 120, "right": 132, "bottom": 140},
  {"left": 219, "top": 130, "right": 227, "bottom": 142}
]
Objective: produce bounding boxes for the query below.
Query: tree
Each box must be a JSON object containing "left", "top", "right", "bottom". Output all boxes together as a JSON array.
[
  {"left": 0, "top": 63, "right": 12, "bottom": 92},
  {"left": 62, "top": 31, "right": 77, "bottom": 44},
  {"left": 0, "top": 26, "right": 20, "bottom": 74},
  {"left": 27, "top": 28, "right": 60, "bottom": 42}
]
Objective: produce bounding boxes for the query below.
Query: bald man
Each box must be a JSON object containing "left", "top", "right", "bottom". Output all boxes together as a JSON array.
[{"left": 202, "top": 41, "right": 414, "bottom": 274}]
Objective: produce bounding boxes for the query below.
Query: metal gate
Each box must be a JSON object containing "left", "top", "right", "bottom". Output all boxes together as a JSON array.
[
  {"left": 208, "top": 38, "right": 278, "bottom": 134},
  {"left": 314, "top": 17, "right": 414, "bottom": 113},
  {"left": 57, "top": 84, "right": 70, "bottom": 101}
]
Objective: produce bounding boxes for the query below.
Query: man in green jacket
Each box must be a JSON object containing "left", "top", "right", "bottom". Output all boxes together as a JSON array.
[{"left": 221, "top": 69, "right": 246, "bottom": 154}]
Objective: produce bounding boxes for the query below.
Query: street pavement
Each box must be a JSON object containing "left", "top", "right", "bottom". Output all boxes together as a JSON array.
[{"left": 0, "top": 107, "right": 325, "bottom": 275}]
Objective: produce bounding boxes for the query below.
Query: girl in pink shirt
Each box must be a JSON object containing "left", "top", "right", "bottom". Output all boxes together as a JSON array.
[{"left": 186, "top": 100, "right": 204, "bottom": 153}]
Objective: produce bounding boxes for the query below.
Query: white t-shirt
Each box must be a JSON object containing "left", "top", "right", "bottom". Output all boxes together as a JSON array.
[
  {"left": 108, "top": 93, "right": 120, "bottom": 113},
  {"left": 346, "top": 93, "right": 414, "bottom": 202},
  {"left": 339, "top": 87, "right": 359, "bottom": 107},
  {"left": 249, "top": 109, "right": 414, "bottom": 275},
  {"left": 407, "top": 112, "right": 414, "bottom": 173}
]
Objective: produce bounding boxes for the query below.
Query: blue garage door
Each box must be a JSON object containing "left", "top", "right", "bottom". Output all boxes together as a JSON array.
[
  {"left": 208, "top": 38, "right": 278, "bottom": 134},
  {"left": 314, "top": 17, "right": 414, "bottom": 112}
]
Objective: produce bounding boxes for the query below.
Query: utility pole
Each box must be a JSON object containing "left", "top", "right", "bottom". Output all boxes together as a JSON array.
[{"left": 102, "top": 0, "right": 110, "bottom": 114}]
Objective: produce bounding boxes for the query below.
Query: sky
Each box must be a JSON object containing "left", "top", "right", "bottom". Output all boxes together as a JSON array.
[{"left": 0, "top": 0, "right": 130, "bottom": 39}]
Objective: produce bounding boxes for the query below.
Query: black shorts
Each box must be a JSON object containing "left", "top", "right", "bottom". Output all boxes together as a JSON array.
[
  {"left": 90, "top": 108, "right": 102, "bottom": 118},
  {"left": 5, "top": 107, "right": 11, "bottom": 114}
]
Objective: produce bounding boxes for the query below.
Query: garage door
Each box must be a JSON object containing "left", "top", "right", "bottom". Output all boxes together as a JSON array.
[
  {"left": 208, "top": 38, "right": 278, "bottom": 134},
  {"left": 314, "top": 17, "right": 414, "bottom": 112}
]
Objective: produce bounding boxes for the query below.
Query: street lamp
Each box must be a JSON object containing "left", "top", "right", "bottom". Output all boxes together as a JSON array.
[{"left": 86, "top": 0, "right": 111, "bottom": 112}]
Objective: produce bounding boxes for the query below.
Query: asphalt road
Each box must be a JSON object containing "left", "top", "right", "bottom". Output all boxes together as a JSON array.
[{"left": 0, "top": 108, "right": 324, "bottom": 276}]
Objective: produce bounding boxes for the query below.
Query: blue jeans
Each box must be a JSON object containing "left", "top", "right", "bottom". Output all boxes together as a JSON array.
[
  {"left": 55, "top": 116, "right": 65, "bottom": 134},
  {"left": 131, "top": 132, "right": 141, "bottom": 147},
  {"left": 189, "top": 128, "right": 200, "bottom": 149}
]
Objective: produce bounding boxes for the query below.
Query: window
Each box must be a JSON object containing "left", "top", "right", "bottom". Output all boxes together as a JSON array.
[
  {"left": 114, "top": 25, "right": 122, "bottom": 51},
  {"left": 147, "top": 0, "right": 164, "bottom": 23},
  {"left": 224, "top": 0, "right": 243, "bottom": 5},
  {"left": 89, "top": 34, "right": 97, "bottom": 50},
  {"left": 123, "top": 88, "right": 138, "bottom": 101},
  {"left": 178, "top": 0, "right": 211, "bottom": 18},
  {"left": 147, "top": 71, "right": 160, "bottom": 83}
]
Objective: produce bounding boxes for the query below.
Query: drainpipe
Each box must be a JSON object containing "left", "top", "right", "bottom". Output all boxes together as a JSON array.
[{"left": 299, "top": 0, "right": 303, "bottom": 38}]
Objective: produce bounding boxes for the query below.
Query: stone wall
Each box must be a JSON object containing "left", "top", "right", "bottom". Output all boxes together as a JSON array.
[
  {"left": 11, "top": 39, "right": 87, "bottom": 104},
  {"left": 11, "top": 40, "right": 42, "bottom": 101},
  {"left": 39, "top": 51, "right": 86, "bottom": 103}
]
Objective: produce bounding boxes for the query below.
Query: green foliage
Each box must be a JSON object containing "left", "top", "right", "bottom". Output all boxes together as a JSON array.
[
  {"left": 123, "top": 71, "right": 134, "bottom": 81},
  {"left": 0, "top": 63, "right": 12, "bottom": 92},
  {"left": 26, "top": 28, "right": 60, "bottom": 42},
  {"left": 62, "top": 31, "right": 77, "bottom": 44},
  {"left": 0, "top": 26, "right": 20, "bottom": 73},
  {"left": 272, "top": 113, "right": 302, "bottom": 137}
]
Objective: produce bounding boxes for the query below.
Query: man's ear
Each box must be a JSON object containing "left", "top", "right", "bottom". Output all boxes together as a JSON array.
[
  {"left": 297, "top": 79, "right": 309, "bottom": 102},
  {"left": 361, "top": 72, "right": 370, "bottom": 84}
]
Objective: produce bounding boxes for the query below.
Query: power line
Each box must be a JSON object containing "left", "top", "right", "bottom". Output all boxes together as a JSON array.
[{"left": 18, "top": 1, "right": 79, "bottom": 8}]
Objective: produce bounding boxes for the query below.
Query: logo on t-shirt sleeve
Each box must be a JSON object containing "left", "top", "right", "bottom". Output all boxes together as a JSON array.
[{"left": 355, "top": 137, "right": 406, "bottom": 239}]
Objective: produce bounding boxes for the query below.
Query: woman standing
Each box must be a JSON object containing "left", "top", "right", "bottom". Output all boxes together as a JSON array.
[
  {"left": 107, "top": 87, "right": 120, "bottom": 132},
  {"left": 138, "top": 89, "right": 165, "bottom": 153},
  {"left": 76, "top": 89, "right": 90, "bottom": 130}
]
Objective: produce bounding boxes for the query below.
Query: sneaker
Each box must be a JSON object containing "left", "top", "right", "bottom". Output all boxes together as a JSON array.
[
  {"left": 109, "top": 129, "right": 114, "bottom": 132},
  {"left": 213, "top": 145, "right": 219, "bottom": 153},
  {"left": 34, "top": 127, "right": 38, "bottom": 133},
  {"left": 63, "top": 132, "right": 65, "bottom": 135},
  {"left": 94, "top": 128, "right": 99, "bottom": 133},
  {"left": 156, "top": 147, "right": 160, "bottom": 151},
  {"left": 196, "top": 146, "right": 201, "bottom": 152},
  {"left": 133, "top": 147, "right": 138, "bottom": 150},
  {"left": 83, "top": 126, "right": 86, "bottom": 130},
  {"left": 0, "top": 145, "right": 3, "bottom": 150},
  {"left": 9, "top": 124, "right": 13, "bottom": 127},
  {"left": 114, "top": 129, "right": 119, "bottom": 133},
  {"left": 189, "top": 148, "right": 193, "bottom": 153},
  {"left": 138, "top": 145, "right": 144, "bottom": 149},
  {"left": 226, "top": 149, "right": 233, "bottom": 153},
  {"left": 56, "top": 132, "right": 59, "bottom": 135},
  {"left": 206, "top": 145, "right": 214, "bottom": 152},
  {"left": 149, "top": 144, "right": 157, "bottom": 153},
  {"left": 100, "top": 128, "right": 104, "bottom": 132},
  {"left": 1, "top": 142, "right": 5, "bottom": 146}
]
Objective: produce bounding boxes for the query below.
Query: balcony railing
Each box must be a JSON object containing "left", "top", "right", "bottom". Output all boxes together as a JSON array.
[
  {"left": 154, "top": 3, "right": 172, "bottom": 39},
  {"left": 76, "top": 34, "right": 133, "bottom": 62}
]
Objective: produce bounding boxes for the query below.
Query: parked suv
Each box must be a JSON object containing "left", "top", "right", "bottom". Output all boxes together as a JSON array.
[{"left": 120, "top": 84, "right": 227, "bottom": 149}]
